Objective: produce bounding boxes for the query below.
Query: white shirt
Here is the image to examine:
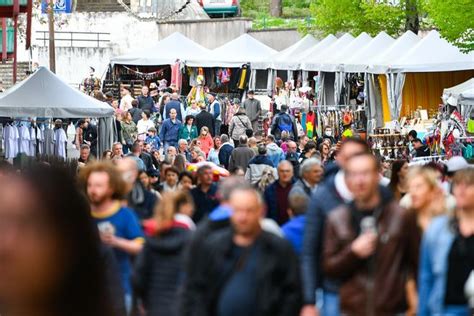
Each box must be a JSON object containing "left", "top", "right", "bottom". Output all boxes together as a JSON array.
[
  {"left": 334, "top": 170, "right": 353, "bottom": 203},
  {"left": 120, "top": 94, "right": 134, "bottom": 112},
  {"left": 137, "top": 119, "right": 155, "bottom": 135}
]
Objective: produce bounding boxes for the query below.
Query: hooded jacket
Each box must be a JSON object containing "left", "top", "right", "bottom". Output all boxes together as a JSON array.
[
  {"left": 245, "top": 154, "right": 276, "bottom": 185},
  {"left": 266, "top": 142, "right": 285, "bottom": 168},
  {"left": 134, "top": 226, "right": 192, "bottom": 316}
]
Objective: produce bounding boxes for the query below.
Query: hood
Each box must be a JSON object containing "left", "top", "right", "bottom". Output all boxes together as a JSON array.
[
  {"left": 249, "top": 155, "right": 273, "bottom": 166},
  {"left": 266, "top": 142, "right": 280, "bottom": 152},
  {"left": 145, "top": 226, "right": 191, "bottom": 254}
]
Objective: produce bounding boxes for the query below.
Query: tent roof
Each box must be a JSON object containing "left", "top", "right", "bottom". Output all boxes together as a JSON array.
[
  {"left": 442, "top": 78, "right": 474, "bottom": 106},
  {"left": 319, "top": 32, "right": 373, "bottom": 72},
  {"left": 301, "top": 33, "right": 355, "bottom": 71},
  {"left": 0, "top": 67, "right": 114, "bottom": 118},
  {"left": 272, "top": 34, "right": 319, "bottom": 70},
  {"left": 343, "top": 32, "right": 395, "bottom": 73},
  {"left": 388, "top": 30, "right": 474, "bottom": 73},
  {"left": 366, "top": 31, "right": 421, "bottom": 74},
  {"left": 186, "top": 33, "right": 277, "bottom": 69},
  {"left": 110, "top": 32, "right": 211, "bottom": 66}
]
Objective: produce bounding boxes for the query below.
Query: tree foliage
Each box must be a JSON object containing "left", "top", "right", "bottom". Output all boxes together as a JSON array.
[
  {"left": 309, "top": 0, "right": 406, "bottom": 37},
  {"left": 424, "top": 0, "right": 474, "bottom": 52}
]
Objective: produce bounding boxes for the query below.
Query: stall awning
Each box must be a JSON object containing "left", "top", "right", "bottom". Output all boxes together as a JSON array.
[
  {"left": 0, "top": 67, "right": 114, "bottom": 118},
  {"left": 186, "top": 33, "right": 277, "bottom": 70},
  {"left": 110, "top": 32, "right": 211, "bottom": 66},
  {"left": 272, "top": 34, "right": 319, "bottom": 70}
]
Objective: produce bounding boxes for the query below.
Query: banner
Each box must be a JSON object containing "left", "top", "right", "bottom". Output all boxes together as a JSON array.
[{"left": 41, "top": 0, "right": 73, "bottom": 14}]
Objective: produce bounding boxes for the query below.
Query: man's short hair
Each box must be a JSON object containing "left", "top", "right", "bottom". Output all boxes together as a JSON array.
[
  {"left": 220, "top": 134, "right": 229, "bottom": 143},
  {"left": 165, "top": 167, "right": 179, "bottom": 176},
  {"left": 196, "top": 165, "right": 212, "bottom": 176},
  {"left": 80, "top": 144, "right": 90, "bottom": 151},
  {"left": 239, "top": 135, "right": 248, "bottom": 145},
  {"left": 112, "top": 142, "right": 122, "bottom": 149},
  {"left": 413, "top": 138, "right": 422, "bottom": 144},
  {"left": 267, "top": 134, "right": 275, "bottom": 142},
  {"left": 178, "top": 139, "right": 188, "bottom": 146},
  {"left": 258, "top": 144, "right": 267, "bottom": 155},
  {"left": 248, "top": 90, "right": 255, "bottom": 95},
  {"left": 408, "top": 130, "right": 417, "bottom": 139},
  {"left": 131, "top": 100, "right": 138, "bottom": 107},
  {"left": 299, "top": 158, "right": 321, "bottom": 178},
  {"left": 340, "top": 137, "right": 370, "bottom": 153},
  {"left": 288, "top": 193, "right": 308, "bottom": 216}
]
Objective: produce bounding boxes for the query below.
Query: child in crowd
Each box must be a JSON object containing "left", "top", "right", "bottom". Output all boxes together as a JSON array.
[{"left": 146, "top": 127, "right": 161, "bottom": 151}]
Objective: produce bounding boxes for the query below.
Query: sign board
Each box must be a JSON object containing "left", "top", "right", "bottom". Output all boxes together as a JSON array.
[{"left": 41, "top": 0, "right": 73, "bottom": 14}]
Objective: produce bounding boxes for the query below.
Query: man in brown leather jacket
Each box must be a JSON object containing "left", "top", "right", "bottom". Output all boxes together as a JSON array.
[{"left": 322, "top": 153, "right": 420, "bottom": 316}]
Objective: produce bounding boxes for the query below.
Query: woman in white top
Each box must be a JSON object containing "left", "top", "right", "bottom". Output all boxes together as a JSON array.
[{"left": 136, "top": 110, "right": 155, "bottom": 141}]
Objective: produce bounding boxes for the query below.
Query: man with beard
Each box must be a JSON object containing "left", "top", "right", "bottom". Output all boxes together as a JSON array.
[{"left": 80, "top": 162, "right": 144, "bottom": 314}]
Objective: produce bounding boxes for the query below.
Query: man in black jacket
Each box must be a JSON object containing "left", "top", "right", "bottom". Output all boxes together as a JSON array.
[
  {"left": 195, "top": 104, "right": 216, "bottom": 137},
  {"left": 180, "top": 184, "right": 302, "bottom": 316}
]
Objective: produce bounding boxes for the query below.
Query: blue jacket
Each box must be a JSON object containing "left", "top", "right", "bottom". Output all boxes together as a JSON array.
[
  {"left": 218, "top": 143, "right": 234, "bottom": 169},
  {"left": 159, "top": 119, "right": 182, "bottom": 144},
  {"left": 165, "top": 100, "right": 184, "bottom": 122},
  {"left": 418, "top": 215, "right": 470, "bottom": 316},
  {"left": 266, "top": 142, "right": 285, "bottom": 168},
  {"left": 301, "top": 174, "right": 344, "bottom": 303},
  {"left": 282, "top": 215, "right": 305, "bottom": 256}
]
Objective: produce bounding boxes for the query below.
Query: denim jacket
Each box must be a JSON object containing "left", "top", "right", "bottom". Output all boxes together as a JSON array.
[{"left": 418, "top": 215, "right": 460, "bottom": 316}]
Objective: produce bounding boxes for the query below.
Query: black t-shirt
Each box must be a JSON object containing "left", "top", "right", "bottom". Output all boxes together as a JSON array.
[
  {"left": 445, "top": 234, "right": 474, "bottom": 305},
  {"left": 217, "top": 243, "right": 259, "bottom": 316}
]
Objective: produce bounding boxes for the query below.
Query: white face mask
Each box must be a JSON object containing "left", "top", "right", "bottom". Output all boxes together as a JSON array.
[{"left": 325, "top": 130, "right": 332, "bottom": 137}]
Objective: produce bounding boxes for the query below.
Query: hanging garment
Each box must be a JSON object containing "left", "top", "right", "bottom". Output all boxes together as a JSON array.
[
  {"left": 30, "top": 125, "right": 44, "bottom": 157},
  {"left": 4, "top": 125, "right": 19, "bottom": 159},
  {"left": 467, "top": 118, "right": 474, "bottom": 134},
  {"left": 18, "top": 124, "right": 31, "bottom": 155},
  {"left": 54, "top": 127, "right": 68, "bottom": 159},
  {"left": 43, "top": 127, "right": 55, "bottom": 156},
  {"left": 170, "top": 61, "right": 182, "bottom": 91},
  {"left": 0, "top": 124, "right": 3, "bottom": 154}
]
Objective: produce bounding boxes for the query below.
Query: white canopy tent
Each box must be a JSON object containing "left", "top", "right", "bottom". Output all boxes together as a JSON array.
[
  {"left": 272, "top": 34, "right": 319, "bottom": 70},
  {"left": 186, "top": 33, "right": 277, "bottom": 70},
  {"left": 443, "top": 78, "right": 474, "bottom": 119},
  {"left": 388, "top": 30, "right": 474, "bottom": 73},
  {"left": 319, "top": 32, "right": 373, "bottom": 72},
  {"left": 343, "top": 32, "right": 395, "bottom": 73},
  {"left": 366, "top": 31, "right": 421, "bottom": 74},
  {"left": 0, "top": 67, "right": 114, "bottom": 118},
  {"left": 301, "top": 33, "right": 355, "bottom": 71},
  {"left": 110, "top": 32, "right": 211, "bottom": 66}
]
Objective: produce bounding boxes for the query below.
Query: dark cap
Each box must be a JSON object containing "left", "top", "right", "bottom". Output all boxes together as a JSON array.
[
  {"left": 248, "top": 90, "right": 255, "bottom": 95},
  {"left": 105, "top": 91, "right": 114, "bottom": 98},
  {"left": 280, "top": 104, "right": 288, "bottom": 111}
]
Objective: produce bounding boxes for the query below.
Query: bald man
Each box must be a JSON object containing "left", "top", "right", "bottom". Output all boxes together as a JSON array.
[{"left": 264, "top": 160, "right": 295, "bottom": 225}]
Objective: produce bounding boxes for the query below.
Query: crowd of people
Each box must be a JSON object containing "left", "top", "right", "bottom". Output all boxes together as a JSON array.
[{"left": 0, "top": 82, "right": 472, "bottom": 316}]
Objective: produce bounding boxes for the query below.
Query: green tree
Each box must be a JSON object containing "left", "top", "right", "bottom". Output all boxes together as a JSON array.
[
  {"left": 425, "top": 0, "right": 474, "bottom": 52},
  {"left": 309, "top": 0, "right": 418, "bottom": 37}
]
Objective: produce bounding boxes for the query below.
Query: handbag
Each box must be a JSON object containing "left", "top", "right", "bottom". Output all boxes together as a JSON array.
[{"left": 236, "top": 115, "right": 253, "bottom": 137}]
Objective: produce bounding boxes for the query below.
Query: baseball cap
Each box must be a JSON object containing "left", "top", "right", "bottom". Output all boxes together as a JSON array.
[{"left": 446, "top": 156, "right": 469, "bottom": 173}]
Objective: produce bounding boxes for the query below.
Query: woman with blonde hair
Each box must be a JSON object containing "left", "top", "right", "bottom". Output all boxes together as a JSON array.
[
  {"left": 135, "top": 191, "right": 194, "bottom": 316},
  {"left": 403, "top": 166, "right": 453, "bottom": 315},
  {"left": 197, "top": 126, "right": 213, "bottom": 157}
]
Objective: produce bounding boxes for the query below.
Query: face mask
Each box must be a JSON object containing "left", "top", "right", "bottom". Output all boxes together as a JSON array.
[{"left": 325, "top": 130, "right": 332, "bottom": 137}]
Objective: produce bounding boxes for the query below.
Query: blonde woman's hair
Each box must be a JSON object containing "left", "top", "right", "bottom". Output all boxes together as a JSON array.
[
  {"left": 153, "top": 191, "right": 194, "bottom": 233},
  {"left": 407, "top": 166, "right": 440, "bottom": 190}
]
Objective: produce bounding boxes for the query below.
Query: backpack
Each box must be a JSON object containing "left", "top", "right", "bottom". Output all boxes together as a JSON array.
[{"left": 278, "top": 113, "right": 293, "bottom": 133}]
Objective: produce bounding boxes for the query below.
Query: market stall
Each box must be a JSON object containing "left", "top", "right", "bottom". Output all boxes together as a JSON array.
[
  {"left": 186, "top": 33, "right": 277, "bottom": 95},
  {"left": 0, "top": 67, "right": 114, "bottom": 159},
  {"left": 108, "top": 32, "right": 211, "bottom": 95}
]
